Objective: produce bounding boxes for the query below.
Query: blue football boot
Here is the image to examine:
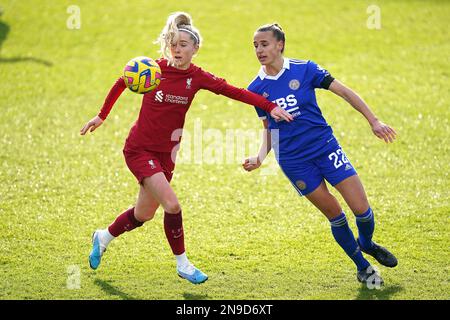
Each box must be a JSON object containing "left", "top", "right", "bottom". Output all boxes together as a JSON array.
[
  {"left": 177, "top": 264, "right": 208, "bottom": 284},
  {"left": 89, "top": 230, "right": 105, "bottom": 270}
]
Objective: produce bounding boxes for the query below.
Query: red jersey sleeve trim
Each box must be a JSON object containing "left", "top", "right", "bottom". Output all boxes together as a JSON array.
[{"left": 98, "top": 77, "right": 127, "bottom": 120}]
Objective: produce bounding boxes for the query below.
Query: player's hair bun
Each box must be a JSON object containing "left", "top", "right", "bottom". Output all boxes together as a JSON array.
[
  {"left": 174, "top": 12, "right": 192, "bottom": 27},
  {"left": 273, "top": 23, "right": 283, "bottom": 30},
  {"left": 155, "top": 12, "right": 202, "bottom": 64}
]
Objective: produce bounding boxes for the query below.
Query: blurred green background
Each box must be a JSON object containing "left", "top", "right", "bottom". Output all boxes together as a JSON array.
[{"left": 0, "top": 0, "right": 448, "bottom": 299}]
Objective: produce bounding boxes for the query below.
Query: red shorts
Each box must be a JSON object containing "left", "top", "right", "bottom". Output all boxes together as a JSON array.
[{"left": 123, "top": 149, "right": 176, "bottom": 184}]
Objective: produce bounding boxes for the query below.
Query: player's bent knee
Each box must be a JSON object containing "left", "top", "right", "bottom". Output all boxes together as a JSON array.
[
  {"left": 163, "top": 201, "right": 181, "bottom": 214},
  {"left": 349, "top": 199, "right": 370, "bottom": 215}
]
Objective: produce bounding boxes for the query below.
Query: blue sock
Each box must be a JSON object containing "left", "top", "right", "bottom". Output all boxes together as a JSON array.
[
  {"left": 329, "top": 213, "right": 370, "bottom": 271},
  {"left": 355, "top": 207, "right": 375, "bottom": 251}
]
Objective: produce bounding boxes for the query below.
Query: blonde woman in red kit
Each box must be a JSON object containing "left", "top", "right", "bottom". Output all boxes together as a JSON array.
[{"left": 80, "top": 12, "right": 292, "bottom": 284}]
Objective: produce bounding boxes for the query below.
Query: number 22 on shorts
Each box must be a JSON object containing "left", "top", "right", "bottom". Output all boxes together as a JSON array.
[{"left": 328, "top": 148, "right": 349, "bottom": 169}]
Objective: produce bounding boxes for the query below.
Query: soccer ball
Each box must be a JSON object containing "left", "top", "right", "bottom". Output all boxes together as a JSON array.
[{"left": 123, "top": 56, "right": 162, "bottom": 94}]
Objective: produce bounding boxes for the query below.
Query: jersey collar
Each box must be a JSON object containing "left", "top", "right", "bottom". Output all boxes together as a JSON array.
[{"left": 258, "top": 57, "right": 290, "bottom": 80}]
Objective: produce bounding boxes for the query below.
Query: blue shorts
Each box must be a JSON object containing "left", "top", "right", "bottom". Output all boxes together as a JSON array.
[{"left": 279, "top": 144, "right": 357, "bottom": 196}]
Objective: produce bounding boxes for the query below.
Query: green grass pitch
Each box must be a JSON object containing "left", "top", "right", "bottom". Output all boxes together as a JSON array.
[{"left": 0, "top": 0, "right": 448, "bottom": 300}]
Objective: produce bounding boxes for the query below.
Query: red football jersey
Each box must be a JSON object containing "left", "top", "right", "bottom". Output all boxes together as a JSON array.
[{"left": 98, "top": 58, "right": 277, "bottom": 153}]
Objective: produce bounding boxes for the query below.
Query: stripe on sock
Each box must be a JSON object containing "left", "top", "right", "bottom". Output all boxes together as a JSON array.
[
  {"left": 355, "top": 208, "right": 373, "bottom": 222},
  {"left": 329, "top": 213, "right": 347, "bottom": 227}
]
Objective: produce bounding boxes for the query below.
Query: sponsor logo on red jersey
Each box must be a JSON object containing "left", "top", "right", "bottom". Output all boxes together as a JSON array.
[{"left": 154, "top": 90, "right": 189, "bottom": 105}]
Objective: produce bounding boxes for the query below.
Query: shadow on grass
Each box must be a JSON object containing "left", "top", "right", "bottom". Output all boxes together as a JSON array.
[
  {"left": 0, "top": 17, "right": 52, "bottom": 66},
  {"left": 0, "top": 16, "right": 8, "bottom": 49},
  {"left": 94, "top": 279, "right": 138, "bottom": 300},
  {"left": 356, "top": 284, "right": 404, "bottom": 300},
  {"left": 0, "top": 56, "right": 53, "bottom": 66},
  {"left": 183, "top": 292, "right": 209, "bottom": 300}
]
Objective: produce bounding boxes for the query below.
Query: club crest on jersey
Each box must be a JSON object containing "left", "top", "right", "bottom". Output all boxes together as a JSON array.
[
  {"left": 148, "top": 160, "right": 156, "bottom": 169},
  {"left": 186, "top": 78, "right": 192, "bottom": 89},
  {"left": 262, "top": 92, "right": 269, "bottom": 98},
  {"left": 289, "top": 79, "right": 300, "bottom": 90}
]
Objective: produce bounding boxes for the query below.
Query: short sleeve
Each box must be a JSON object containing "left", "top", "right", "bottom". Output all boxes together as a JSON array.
[
  {"left": 308, "top": 60, "right": 334, "bottom": 89},
  {"left": 254, "top": 106, "right": 268, "bottom": 120}
]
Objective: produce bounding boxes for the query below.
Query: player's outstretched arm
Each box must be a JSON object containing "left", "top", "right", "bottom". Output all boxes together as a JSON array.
[
  {"left": 200, "top": 72, "right": 293, "bottom": 122},
  {"left": 329, "top": 79, "right": 397, "bottom": 143},
  {"left": 243, "top": 120, "right": 271, "bottom": 172},
  {"left": 80, "top": 77, "right": 127, "bottom": 135}
]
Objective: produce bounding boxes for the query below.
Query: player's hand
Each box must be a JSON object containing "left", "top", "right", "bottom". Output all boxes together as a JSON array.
[
  {"left": 242, "top": 156, "right": 261, "bottom": 172},
  {"left": 270, "top": 106, "right": 293, "bottom": 122},
  {"left": 370, "top": 119, "right": 396, "bottom": 143},
  {"left": 80, "top": 116, "right": 104, "bottom": 135}
]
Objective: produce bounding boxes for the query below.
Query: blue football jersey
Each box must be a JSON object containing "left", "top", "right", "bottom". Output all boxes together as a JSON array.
[{"left": 248, "top": 58, "right": 337, "bottom": 162}]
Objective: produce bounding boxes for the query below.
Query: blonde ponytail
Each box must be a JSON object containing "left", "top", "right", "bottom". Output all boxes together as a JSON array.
[{"left": 155, "top": 12, "right": 202, "bottom": 64}]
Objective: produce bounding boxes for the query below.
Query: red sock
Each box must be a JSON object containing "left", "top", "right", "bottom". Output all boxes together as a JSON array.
[
  {"left": 108, "top": 207, "right": 144, "bottom": 237},
  {"left": 164, "top": 211, "right": 185, "bottom": 255}
]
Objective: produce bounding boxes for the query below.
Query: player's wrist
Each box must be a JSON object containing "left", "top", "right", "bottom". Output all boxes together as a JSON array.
[
  {"left": 256, "top": 154, "right": 265, "bottom": 165},
  {"left": 267, "top": 103, "right": 277, "bottom": 113},
  {"left": 368, "top": 117, "right": 379, "bottom": 126},
  {"left": 97, "top": 113, "right": 107, "bottom": 121}
]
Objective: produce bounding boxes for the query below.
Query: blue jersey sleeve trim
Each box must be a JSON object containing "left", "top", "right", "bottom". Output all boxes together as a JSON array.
[
  {"left": 320, "top": 75, "right": 335, "bottom": 89},
  {"left": 308, "top": 60, "right": 331, "bottom": 89}
]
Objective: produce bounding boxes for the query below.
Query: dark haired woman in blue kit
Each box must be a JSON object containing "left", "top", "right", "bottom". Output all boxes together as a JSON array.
[{"left": 243, "top": 24, "right": 398, "bottom": 286}]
